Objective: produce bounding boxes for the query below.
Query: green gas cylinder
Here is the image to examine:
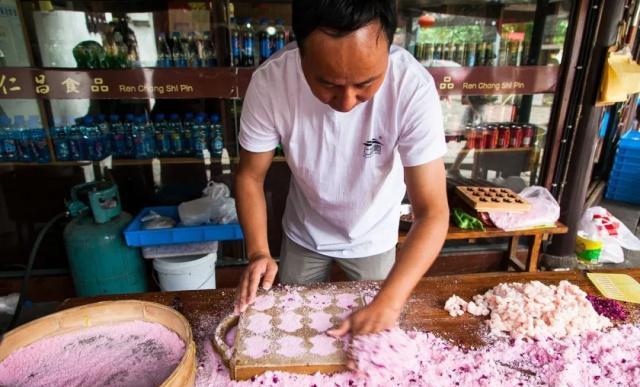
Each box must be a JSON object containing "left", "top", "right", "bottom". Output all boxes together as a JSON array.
[{"left": 63, "top": 181, "right": 147, "bottom": 296}]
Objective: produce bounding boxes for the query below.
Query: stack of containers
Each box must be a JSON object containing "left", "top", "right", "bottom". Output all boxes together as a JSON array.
[{"left": 606, "top": 130, "right": 640, "bottom": 204}]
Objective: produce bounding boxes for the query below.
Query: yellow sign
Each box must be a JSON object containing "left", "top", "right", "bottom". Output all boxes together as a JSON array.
[
  {"left": 61, "top": 77, "right": 81, "bottom": 93},
  {"left": 0, "top": 74, "right": 21, "bottom": 95}
]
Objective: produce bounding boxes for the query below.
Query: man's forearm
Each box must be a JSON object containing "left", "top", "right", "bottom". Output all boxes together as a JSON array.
[
  {"left": 375, "top": 209, "right": 449, "bottom": 310},
  {"left": 236, "top": 173, "right": 270, "bottom": 261}
]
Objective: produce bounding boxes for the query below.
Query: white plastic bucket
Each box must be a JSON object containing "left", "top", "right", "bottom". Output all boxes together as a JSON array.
[{"left": 153, "top": 253, "right": 217, "bottom": 291}]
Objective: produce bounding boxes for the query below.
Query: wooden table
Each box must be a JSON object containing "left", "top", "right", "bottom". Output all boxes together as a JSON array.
[
  {"left": 399, "top": 222, "right": 568, "bottom": 272},
  {"left": 61, "top": 269, "right": 640, "bottom": 349}
]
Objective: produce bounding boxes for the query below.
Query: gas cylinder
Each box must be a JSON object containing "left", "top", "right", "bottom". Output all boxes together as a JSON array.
[{"left": 63, "top": 181, "right": 147, "bottom": 296}]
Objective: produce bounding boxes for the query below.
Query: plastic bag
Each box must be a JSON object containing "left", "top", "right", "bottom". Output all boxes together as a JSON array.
[
  {"left": 178, "top": 181, "right": 238, "bottom": 226},
  {"left": 488, "top": 186, "right": 560, "bottom": 231},
  {"left": 141, "top": 210, "right": 176, "bottom": 229},
  {"left": 578, "top": 206, "right": 640, "bottom": 263}
]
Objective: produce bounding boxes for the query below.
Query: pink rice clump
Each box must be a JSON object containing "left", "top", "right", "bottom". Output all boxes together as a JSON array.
[
  {"left": 195, "top": 323, "right": 640, "bottom": 387},
  {"left": 0, "top": 320, "right": 185, "bottom": 387}
]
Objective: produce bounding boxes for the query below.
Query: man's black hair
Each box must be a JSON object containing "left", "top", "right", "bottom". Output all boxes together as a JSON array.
[{"left": 292, "top": 0, "right": 397, "bottom": 51}]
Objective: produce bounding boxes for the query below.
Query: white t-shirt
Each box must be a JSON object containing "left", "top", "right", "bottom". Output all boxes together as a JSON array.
[{"left": 239, "top": 44, "right": 446, "bottom": 258}]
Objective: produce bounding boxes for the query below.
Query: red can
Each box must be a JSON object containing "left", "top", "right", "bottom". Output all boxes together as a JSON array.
[
  {"left": 522, "top": 125, "right": 534, "bottom": 147},
  {"left": 486, "top": 125, "right": 499, "bottom": 149},
  {"left": 510, "top": 125, "right": 523, "bottom": 148},
  {"left": 498, "top": 125, "right": 510, "bottom": 148},
  {"left": 475, "top": 127, "right": 488, "bottom": 149},
  {"left": 465, "top": 127, "right": 476, "bottom": 149}
]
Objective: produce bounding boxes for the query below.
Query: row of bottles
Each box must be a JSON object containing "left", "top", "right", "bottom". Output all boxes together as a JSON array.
[
  {"left": 413, "top": 39, "right": 530, "bottom": 67},
  {"left": 52, "top": 113, "right": 225, "bottom": 161},
  {"left": 230, "top": 18, "right": 288, "bottom": 67},
  {"left": 0, "top": 116, "right": 51, "bottom": 163},
  {"left": 156, "top": 31, "right": 217, "bottom": 68}
]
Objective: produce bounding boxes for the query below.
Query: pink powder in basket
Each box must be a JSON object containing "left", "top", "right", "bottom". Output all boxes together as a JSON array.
[
  {"left": 246, "top": 312, "right": 272, "bottom": 335},
  {"left": 252, "top": 294, "right": 276, "bottom": 311},
  {"left": 277, "top": 311, "right": 303, "bottom": 333},
  {"left": 308, "top": 334, "right": 340, "bottom": 357},
  {"left": 242, "top": 336, "right": 271, "bottom": 359},
  {"left": 308, "top": 311, "right": 334, "bottom": 332},
  {"left": 0, "top": 320, "right": 185, "bottom": 387},
  {"left": 276, "top": 336, "right": 306, "bottom": 358}
]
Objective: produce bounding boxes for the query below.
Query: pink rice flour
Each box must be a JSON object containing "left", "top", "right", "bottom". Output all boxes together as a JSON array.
[
  {"left": 0, "top": 320, "right": 185, "bottom": 387},
  {"left": 195, "top": 324, "right": 640, "bottom": 387}
]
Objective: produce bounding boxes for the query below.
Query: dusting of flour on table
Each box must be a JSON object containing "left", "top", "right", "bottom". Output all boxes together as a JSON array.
[
  {"left": 275, "top": 335, "right": 306, "bottom": 358},
  {"left": 242, "top": 336, "right": 270, "bottom": 359},
  {"left": 252, "top": 294, "right": 276, "bottom": 311},
  {"left": 246, "top": 312, "right": 272, "bottom": 335},
  {"left": 308, "top": 310, "right": 334, "bottom": 332}
]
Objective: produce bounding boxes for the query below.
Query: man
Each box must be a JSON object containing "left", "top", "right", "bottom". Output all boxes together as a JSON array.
[{"left": 235, "top": 0, "right": 449, "bottom": 337}]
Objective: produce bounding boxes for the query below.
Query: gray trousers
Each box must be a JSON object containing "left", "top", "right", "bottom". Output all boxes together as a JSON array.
[{"left": 279, "top": 236, "right": 396, "bottom": 284}]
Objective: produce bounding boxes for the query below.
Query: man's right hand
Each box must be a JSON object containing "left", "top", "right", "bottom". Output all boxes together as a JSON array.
[{"left": 234, "top": 254, "right": 278, "bottom": 313}]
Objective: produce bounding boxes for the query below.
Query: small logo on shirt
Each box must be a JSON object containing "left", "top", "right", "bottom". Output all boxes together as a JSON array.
[{"left": 363, "top": 138, "right": 383, "bottom": 158}]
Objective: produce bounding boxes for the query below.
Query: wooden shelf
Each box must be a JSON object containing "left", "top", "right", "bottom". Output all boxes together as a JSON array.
[
  {"left": 469, "top": 147, "right": 534, "bottom": 153},
  {"left": 0, "top": 156, "right": 287, "bottom": 168}
]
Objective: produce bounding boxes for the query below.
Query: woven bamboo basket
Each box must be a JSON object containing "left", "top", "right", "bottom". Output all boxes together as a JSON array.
[{"left": 0, "top": 300, "right": 196, "bottom": 387}]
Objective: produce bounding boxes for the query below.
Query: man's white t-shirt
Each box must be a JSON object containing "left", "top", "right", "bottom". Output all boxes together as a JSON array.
[{"left": 239, "top": 44, "right": 446, "bottom": 259}]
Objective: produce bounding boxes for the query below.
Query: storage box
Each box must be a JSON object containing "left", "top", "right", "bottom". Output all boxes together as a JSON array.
[{"left": 123, "top": 206, "right": 243, "bottom": 247}]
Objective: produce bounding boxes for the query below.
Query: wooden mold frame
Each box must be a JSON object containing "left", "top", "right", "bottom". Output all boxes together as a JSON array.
[
  {"left": 455, "top": 186, "right": 532, "bottom": 213},
  {"left": 214, "top": 286, "right": 371, "bottom": 380},
  {"left": 0, "top": 300, "right": 196, "bottom": 387}
]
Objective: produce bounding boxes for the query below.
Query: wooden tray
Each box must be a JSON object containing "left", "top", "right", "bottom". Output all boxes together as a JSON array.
[
  {"left": 455, "top": 186, "right": 531, "bottom": 213},
  {"left": 214, "top": 286, "right": 374, "bottom": 380},
  {"left": 0, "top": 300, "right": 196, "bottom": 387}
]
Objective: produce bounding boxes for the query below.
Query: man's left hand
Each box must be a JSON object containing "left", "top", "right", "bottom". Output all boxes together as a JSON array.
[{"left": 327, "top": 297, "right": 401, "bottom": 338}]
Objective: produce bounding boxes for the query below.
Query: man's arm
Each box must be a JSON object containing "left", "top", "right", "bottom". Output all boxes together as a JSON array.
[
  {"left": 329, "top": 157, "right": 449, "bottom": 335},
  {"left": 234, "top": 148, "right": 279, "bottom": 312}
]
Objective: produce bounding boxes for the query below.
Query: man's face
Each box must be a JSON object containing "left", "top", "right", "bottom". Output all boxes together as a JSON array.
[{"left": 300, "top": 22, "right": 389, "bottom": 113}]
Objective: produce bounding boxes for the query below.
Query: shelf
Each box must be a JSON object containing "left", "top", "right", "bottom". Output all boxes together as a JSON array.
[
  {"left": 466, "top": 147, "right": 534, "bottom": 153},
  {"left": 0, "top": 65, "right": 559, "bottom": 100},
  {"left": 0, "top": 156, "right": 288, "bottom": 168}
]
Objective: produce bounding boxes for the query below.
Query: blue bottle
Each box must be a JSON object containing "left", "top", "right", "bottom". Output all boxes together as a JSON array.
[
  {"left": 0, "top": 115, "right": 16, "bottom": 162},
  {"left": 210, "top": 113, "right": 224, "bottom": 157},
  {"left": 96, "top": 114, "right": 111, "bottom": 157},
  {"left": 80, "top": 115, "right": 97, "bottom": 161},
  {"left": 109, "top": 114, "right": 124, "bottom": 158},
  {"left": 193, "top": 114, "right": 208, "bottom": 158},
  {"left": 258, "top": 18, "right": 271, "bottom": 64},
  {"left": 230, "top": 17, "right": 242, "bottom": 67},
  {"left": 181, "top": 113, "right": 194, "bottom": 156},
  {"left": 154, "top": 113, "right": 171, "bottom": 156},
  {"left": 13, "top": 115, "right": 32, "bottom": 162},
  {"left": 274, "top": 19, "right": 286, "bottom": 54},
  {"left": 171, "top": 32, "right": 187, "bottom": 68},
  {"left": 156, "top": 33, "right": 173, "bottom": 67},
  {"left": 123, "top": 113, "right": 136, "bottom": 158},
  {"left": 52, "top": 117, "right": 70, "bottom": 161},
  {"left": 68, "top": 118, "right": 84, "bottom": 161},
  {"left": 242, "top": 18, "right": 255, "bottom": 67},
  {"left": 168, "top": 114, "right": 183, "bottom": 156},
  {"left": 133, "top": 116, "right": 155, "bottom": 159},
  {"left": 28, "top": 116, "right": 51, "bottom": 163}
]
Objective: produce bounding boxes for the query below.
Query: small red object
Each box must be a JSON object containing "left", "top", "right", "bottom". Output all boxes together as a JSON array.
[
  {"left": 510, "top": 125, "right": 523, "bottom": 148},
  {"left": 522, "top": 125, "right": 534, "bottom": 147},
  {"left": 465, "top": 127, "right": 476, "bottom": 149},
  {"left": 418, "top": 14, "right": 436, "bottom": 28},
  {"left": 498, "top": 125, "right": 510, "bottom": 148},
  {"left": 486, "top": 125, "right": 499, "bottom": 149},
  {"left": 475, "top": 127, "right": 488, "bottom": 149}
]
